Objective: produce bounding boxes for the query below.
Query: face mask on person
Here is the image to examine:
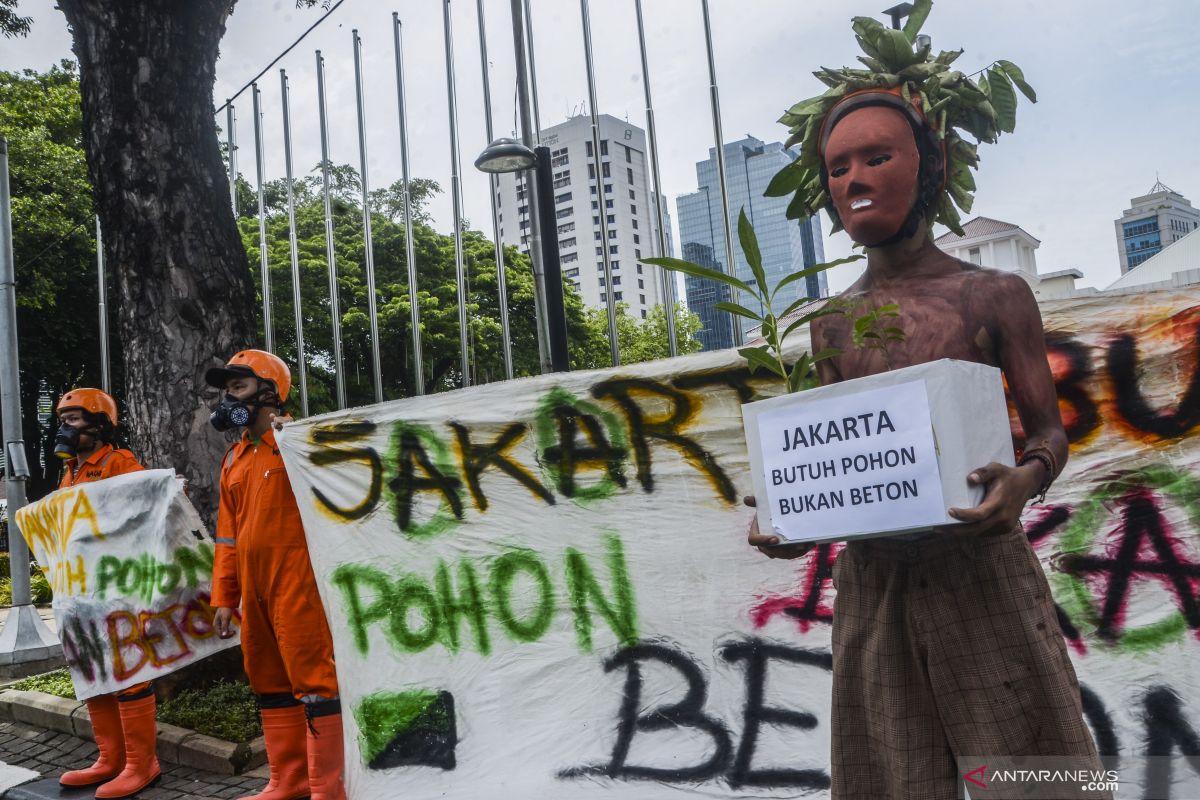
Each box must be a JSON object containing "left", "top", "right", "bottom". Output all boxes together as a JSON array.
[
  {"left": 209, "top": 395, "right": 256, "bottom": 432},
  {"left": 53, "top": 422, "right": 83, "bottom": 459}
]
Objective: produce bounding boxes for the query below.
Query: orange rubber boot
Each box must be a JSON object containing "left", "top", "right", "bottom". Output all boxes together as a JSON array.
[
  {"left": 238, "top": 705, "right": 311, "bottom": 800},
  {"left": 60, "top": 695, "right": 125, "bottom": 787},
  {"left": 306, "top": 712, "right": 346, "bottom": 800},
  {"left": 95, "top": 694, "right": 160, "bottom": 798}
]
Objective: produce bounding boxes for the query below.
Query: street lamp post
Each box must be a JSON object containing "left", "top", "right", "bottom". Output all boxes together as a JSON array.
[{"left": 475, "top": 139, "right": 569, "bottom": 372}]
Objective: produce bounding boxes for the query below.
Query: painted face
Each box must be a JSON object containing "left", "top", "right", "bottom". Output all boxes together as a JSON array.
[{"left": 823, "top": 105, "right": 921, "bottom": 247}]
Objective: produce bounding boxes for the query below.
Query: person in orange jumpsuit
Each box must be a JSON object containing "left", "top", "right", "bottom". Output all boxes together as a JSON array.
[
  {"left": 54, "top": 389, "right": 161, "bottom": 799},
  {"left": 206, "top": 350, "right": 344, "bottom": 800}
]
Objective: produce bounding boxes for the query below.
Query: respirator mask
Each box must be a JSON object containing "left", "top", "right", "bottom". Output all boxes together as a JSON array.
[
  {"left": 209, "top": 395, "right": 257, "bottom": 432},
  {"left": 53, "top": 423, "right": 83, "bottom": 459}
]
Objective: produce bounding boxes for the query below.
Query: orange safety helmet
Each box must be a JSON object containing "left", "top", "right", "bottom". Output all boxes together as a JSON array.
[
  {"left": 55, "top": 388, "right": 119, "bottom": 426},
  {"left": 205, "top": 349, "right": 291, "bottom": 403}
]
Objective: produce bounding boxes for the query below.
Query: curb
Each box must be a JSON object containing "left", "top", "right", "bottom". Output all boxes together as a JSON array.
[{"left": 0, "top": 690, "right": 265, "bottom": 776}]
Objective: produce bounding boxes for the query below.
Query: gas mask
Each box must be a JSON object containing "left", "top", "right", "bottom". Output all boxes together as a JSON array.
[
  {"left": 209, "top": 395, "right": 257, "bottom": 432},
  {"left": 53, "top": 423, "right": 83, "bottom": 459}
]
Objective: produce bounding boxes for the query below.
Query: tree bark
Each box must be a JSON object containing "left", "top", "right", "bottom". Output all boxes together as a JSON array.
[{"left": 58, "top": 0, "right": 256, "bottom": 526}]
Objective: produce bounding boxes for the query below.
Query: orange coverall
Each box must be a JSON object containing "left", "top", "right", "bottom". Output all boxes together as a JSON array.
[
  {"left": 59, "top": 443, "right": 144, "bottom": 488},
  {"left": 61, "top": 443, "right": 150, "bottom": 696},
  {"left": 212, "top": 428, "right": 338, "bottom": 700}
]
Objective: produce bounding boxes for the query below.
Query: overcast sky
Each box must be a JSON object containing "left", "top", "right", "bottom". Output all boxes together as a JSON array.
[{"left": 3, "top": 0, "right": 1197, "bottom": 293}]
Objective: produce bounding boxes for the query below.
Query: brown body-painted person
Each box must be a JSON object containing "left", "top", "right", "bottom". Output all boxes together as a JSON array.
[{"left": 746, "top": 64, "right": 1107, "bottom": 800}]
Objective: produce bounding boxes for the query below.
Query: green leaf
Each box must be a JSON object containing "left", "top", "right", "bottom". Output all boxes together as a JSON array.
[
  {"left": 772, "top": 254, "right": 864, "bottom": 299},
  {"left": 902, "top": 0, "right": 932, "bottom": 42},
  {"left": 787, "top": 353, "right": 812, "bottom": 393},
  {"left": 977, "top": 72, "right": 990, "bottom": 99},
  {"left": 935, "top": 49, "right": 963, "bottom": 66},
  {"left": 851, "top": 16, "right": 887, "bottom": 48},
  {"left": 737, "top": 209, "right": 767, "bottom": 298},
  {"left": 876, "top": 302, "right": 901, "bottom": 315},
  {"left": 986, "top": 68, "right": 1017, "bottom": 133},
  {"left": 811, "top": 347, "right": 840, "bottom": 362},
  {"left": 996, "top": 59, "right": 1037, "bottom": 103},
  {"left": 738, "top": 346, "right": 785, "bottom": 378},
  {"left": 641, "top": 257, "right": 757, "bottom": 298},
  {"left": 714, "top": 301, "right": 762, "bottom": 322},
  {"left": 873, "top": 28, "right": 919, "bottom": 71},
  {"left": 897, "top": 62, "right": 944, "bottom": 81}
]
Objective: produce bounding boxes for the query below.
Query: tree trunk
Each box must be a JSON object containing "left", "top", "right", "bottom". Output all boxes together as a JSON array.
[{"left": 58, "top": 0, "right": 256, "bottom": 526}]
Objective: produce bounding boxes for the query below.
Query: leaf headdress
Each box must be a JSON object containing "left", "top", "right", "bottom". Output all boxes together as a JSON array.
[{"left": 765, "top": 0, "right": 1035, "bottom": 237}]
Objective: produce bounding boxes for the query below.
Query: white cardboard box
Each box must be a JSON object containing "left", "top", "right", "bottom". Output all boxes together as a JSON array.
[{"left": 741, "top": 359, "right": 1015, "bottom": 543}]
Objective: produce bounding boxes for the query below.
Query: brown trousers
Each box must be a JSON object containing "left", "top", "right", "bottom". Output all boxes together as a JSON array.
[{"left": 830, "top": 527, "right": 1105, "bottom": 799}]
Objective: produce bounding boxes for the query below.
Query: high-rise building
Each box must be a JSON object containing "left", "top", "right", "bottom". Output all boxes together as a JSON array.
[
  {"left": 494, "top": 115, "right": 670, "bottom": 320},
  {"left": 1114, "top": 179, "right": 1200, "bottom": 274},
  {"left": 676, "top": 136, "right": 826, "bottom": 351}
]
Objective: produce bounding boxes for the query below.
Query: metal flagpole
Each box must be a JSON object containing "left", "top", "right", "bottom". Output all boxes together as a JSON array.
[
  {"left": 508, "top": 0, "right": 552, "bottom": 373},
  {"left": 0, "top": 136, "right": 61, "bottom": 663},
  {"left": 251, "top": 84, "right": 274, "bottom": 353},
  {"left": 226, "top": 102, "right": 238, "bottom": 213},
  {"left": 633, "top": 0, "right": 677, "bottom": 357},
  {"left": 474, "top": 0, "right": 514, "bottom": 380},
  {"left": 392, "top": 14, "right": 425, "bottom": 396},
  {"left": 700, "top": 0, "right": 741, "bottom": 347},
  {"left": 352, "top": 30, "right": 384, "bottom": 403},
  {"left": 96, "top": 216, "right": 111, "bottom": 391},
  {"left": 579, "top": 0, "right": 620, "bottom": 365},
  {"left": 520, "top": 0, "right": 542, "bottom": 144},
  {"left": 441, "top": 0, "right": 472, "bottom": 387},
  {"left": 280, "top": 69, "right": 309, "bottom": 416},
  {"left": 316, "top": 50, "right": 348, "bottom": 408}
]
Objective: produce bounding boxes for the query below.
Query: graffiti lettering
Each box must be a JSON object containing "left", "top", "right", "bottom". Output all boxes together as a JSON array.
[
  {"left": 17, "top": 487, "right": 104, "bottom": 595},
  {"left": 592, "top": 378, "right": 736, "bottom": 502},
  {"left": 309, "top": 420, "right": 383, "bottom": 521},
  {"left": 306, "top": 374, "right": 766, "bottom": 532},
  {"left": 535, "top": 388, "right": 628, "bottom": 500},
  {"left": 450, "top": 422, "right": 554, "bottom": 511},
  {"left": 94, "top": 544, "right": 213, "bottom": 603},
  {"left": 1056, "top": 466, "right": 1200, "bottom": 652},
  {"left": 332, "top": 533, "right": 637, "bottom": 658},
  {"left": 387, "top": 422, "right": 464, "bottom": 538},
  {"left": 107, "top": 592, "right": 228, "bottom": 681},
  {"left": 1107, "top": 327, "right": 1200, "bottom": 440},
  {"left": 564, "top": 638, "right": 829, "bottom": 788}
]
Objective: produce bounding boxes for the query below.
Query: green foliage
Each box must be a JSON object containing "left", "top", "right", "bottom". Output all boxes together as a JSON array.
[
  {"left": 0, "top": 552, "right": 9, "bottom": 580},
  {"left": 0, "top": 63, "right": 115, "bottom": 499},
  {"left": 157, "top": 680, "right": 262, "bottom": 743},
  {"left": 571, "top": 302, "right": 704, "bottom": 370},
  {"left": 13, "top": 669, "right": 75, "bottom": 699},
  {"left": 646, "top": 209, "right": 859, "bottom": 393},
  {"left": 0, "top": 0, "right": 31, "bottom": 38},
  {"left": 849, "top": 301, "right": 904, "bottom": 369},
  {"left": 770, "top": 0, "right": 1035, "bottom": 236},
  {"left": 0, "top": 571, "right": 53, "bottom": 605}
]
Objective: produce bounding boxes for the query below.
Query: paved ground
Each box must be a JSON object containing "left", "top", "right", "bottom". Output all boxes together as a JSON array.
[{"left": 0, "top": 720, "right": 271, "bottom": 799}]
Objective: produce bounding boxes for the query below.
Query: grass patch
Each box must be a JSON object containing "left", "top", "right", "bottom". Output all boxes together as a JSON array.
[
  {"left": 158, "top": 680, "right": 262, "bottom": 743},
  {"left": 11, "top": 672, "right": 262, "bottom": 744},
  {"left": 12, "top": 668, "right": 75, "bottom": 698}
]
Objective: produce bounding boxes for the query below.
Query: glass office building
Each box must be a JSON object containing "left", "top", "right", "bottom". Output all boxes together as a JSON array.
[{"left": 676, "top": 136, "right": 827, "bottom": 351}]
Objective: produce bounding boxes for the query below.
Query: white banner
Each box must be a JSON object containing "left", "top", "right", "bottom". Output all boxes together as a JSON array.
[
  {"left": 15, "top": 469, "right": 240, "bottom": 700},
  {"left": 279, "top": 288, "right": 1200, "bottom": 799}
]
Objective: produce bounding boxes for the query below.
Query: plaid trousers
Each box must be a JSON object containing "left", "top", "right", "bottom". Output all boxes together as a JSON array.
[{"left": 830, "top": 526, "right": 1106, "bottom": 799}]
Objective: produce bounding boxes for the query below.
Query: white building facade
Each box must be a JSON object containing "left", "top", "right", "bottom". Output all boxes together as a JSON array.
[
  {"left": 934, "top": 216, "right": 1084, "bottom": 300},
  {"left": 494, "top": 115, "right": 669, "bottom": 320}
]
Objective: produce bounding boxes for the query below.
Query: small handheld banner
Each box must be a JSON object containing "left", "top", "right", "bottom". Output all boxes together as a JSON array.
[{"left": 14, "top": 469, "right": 239, "bottom": 700}]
